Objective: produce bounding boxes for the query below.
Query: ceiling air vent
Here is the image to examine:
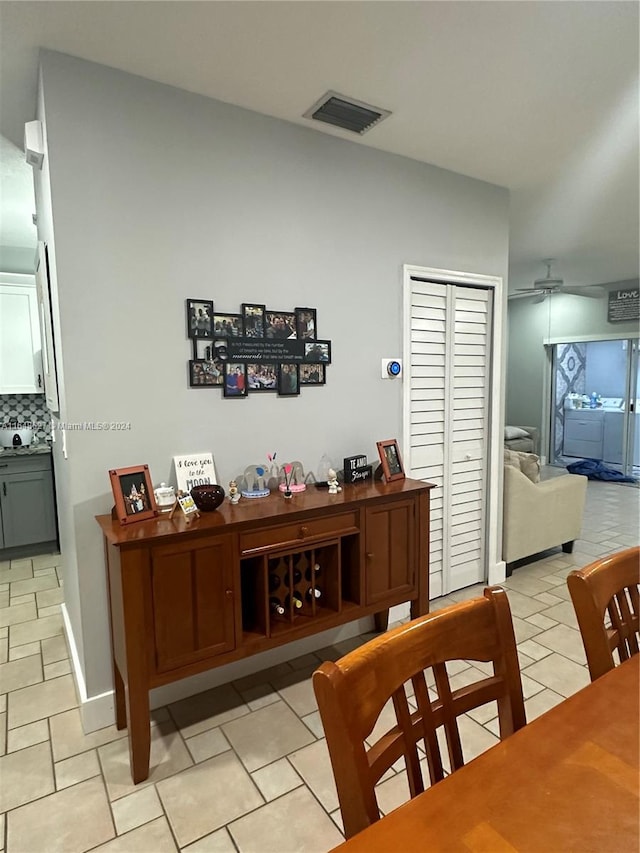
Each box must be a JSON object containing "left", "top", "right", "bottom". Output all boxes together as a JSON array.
[{"left": 303, "top": 91, "right": 391, "bottom": 135}]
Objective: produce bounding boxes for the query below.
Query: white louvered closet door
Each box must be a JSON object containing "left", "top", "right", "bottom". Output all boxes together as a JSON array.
[{"left": 407, "top": 279, "right": 492, "bottom": 597}]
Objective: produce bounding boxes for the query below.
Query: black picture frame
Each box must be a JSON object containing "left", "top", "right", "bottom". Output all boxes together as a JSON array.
[
  {"left": 247, "top": 362, "right": 278, "bottom": 391},
  {"left": 376, "top": 439, "right": 405, "bottom": 482},
  {"left": 303, "top": 340, "right": 331, "bottom": 364},
  {"left": 189, "top": 359, "right": 224, "bottom": 387},
  {"left": 213, "top": 313, "right": 243, "bottom": 338},
  {"left": 223, "top": 362, "right": 248, "bottom": 397},
  {"left": 265, "top": 311, "right": 297, "bottom": 340},
  {"left": 186, "top": 299, "right": 214, "bottom": 339},
  {"left": 299, "top": 363, "right": 325, "bottom": 386},
  {"left": 296, "top": 307, "right": 317, "bottom": 340},
  {"left": 242, "top": 303, "right": 266, "bottom": 338},
  {"left": 278, "top": 363, "right": 300, "bottom": 396}
]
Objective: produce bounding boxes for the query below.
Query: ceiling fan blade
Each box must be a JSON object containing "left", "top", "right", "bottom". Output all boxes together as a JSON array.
[
  {"left": 508, "top": 291, "right": 547, "bottom": 303},
  {"left": 560, "top": 286, "right": 606, "bottom": 299}
]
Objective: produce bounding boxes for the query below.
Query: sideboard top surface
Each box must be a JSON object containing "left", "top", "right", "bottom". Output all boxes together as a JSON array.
[{"left": 96, "top": 477, "right": 434, "bottom": 547}]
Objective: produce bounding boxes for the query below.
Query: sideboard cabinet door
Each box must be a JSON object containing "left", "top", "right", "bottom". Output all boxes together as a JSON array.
[
  {"left": 365, "top": 500, "right": 416, "bottom": 605},
  {"left": 151, "top": 536, "right": 236, "bottom": 673}
]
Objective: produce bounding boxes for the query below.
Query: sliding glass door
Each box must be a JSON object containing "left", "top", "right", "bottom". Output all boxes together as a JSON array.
[{"left": 550, "top": 337, "right": 639, "bottom": 476}]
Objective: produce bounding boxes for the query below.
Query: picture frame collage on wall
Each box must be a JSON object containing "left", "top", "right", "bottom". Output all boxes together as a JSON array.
[{"left": 186, "top": 300, "right": 330, "bottom": 398}]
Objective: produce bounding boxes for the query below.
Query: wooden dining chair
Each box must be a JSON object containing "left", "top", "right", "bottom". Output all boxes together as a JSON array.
[
  {"left": 567, "top": 546, "right": 640, "bottom": 682},
  {"left": 312, "top": 586, "right": 526, "bottom": 839}
]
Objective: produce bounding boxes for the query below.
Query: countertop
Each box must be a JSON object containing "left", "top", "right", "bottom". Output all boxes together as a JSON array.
[{"left": 0, "top": 444, "right": 52, "bottom": 457}]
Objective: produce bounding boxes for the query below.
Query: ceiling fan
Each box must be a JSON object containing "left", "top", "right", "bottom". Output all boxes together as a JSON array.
[{"left": 509, "top": 260, "right": 606, "bottom": 302}]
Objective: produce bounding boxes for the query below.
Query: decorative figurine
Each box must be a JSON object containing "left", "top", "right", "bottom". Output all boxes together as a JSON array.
[
  {"left": 241, "top": 464, "right": 270, "bottom": 499},
  {"left": 277, "top": 460, "right": 307, "bottom": 494},
  {"left": 282, "top": 463, "right": 293, "bottom": 499},
  {"left": 228, "top": 480, "right": 241, "bottom": 504},
  {"left": 327, "top": 468, "right": 342, "bottom": 494}
]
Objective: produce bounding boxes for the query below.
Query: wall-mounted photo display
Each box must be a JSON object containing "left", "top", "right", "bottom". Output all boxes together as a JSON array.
[
  {"left": 266, "top": 311, "right": 297, "bottom": 340},
  {"left": 242, "top": 303, "right": 266, "bottom": 338},
  {"left": 213, "top": 313, "right": 243, "bottom": 337},
  {"left": 109, "top": 464, "right": 157, "bottom": 525},
  {"left": 184, "top": 299, "right": 329, "bottom": 398},
  {"left": 189, "top": 359, "right": 223, "bottom": 387},
  {"left": 186, "top": 299, "right": 214, "bottom": 339},
  {"left": 247, "top": 363, "right": 277, "bottom": 391},
  {"left": 224, "top": 362, "right": 248, "bottom": 397},
  {"left": 304, "top": 341, "right": 331, "bottom": 363},
  {"left": 296, "top": 308, "right": 317, "bottom": 340},
  {"left": 278, "top": 363, "right": 300, "bottom": 396},
  {"left": 300, "top": 363, "right": 325, "bottom": 385}
]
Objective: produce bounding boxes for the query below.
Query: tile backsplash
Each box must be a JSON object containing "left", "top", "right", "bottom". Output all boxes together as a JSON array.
[{"left": 0, "top": 394, "right": 52, "bottom": 443}]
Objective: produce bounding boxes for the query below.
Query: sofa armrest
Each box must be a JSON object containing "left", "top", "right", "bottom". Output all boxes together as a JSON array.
[{"left": 503, "top": 468, "right": 587, "bottom": 564}]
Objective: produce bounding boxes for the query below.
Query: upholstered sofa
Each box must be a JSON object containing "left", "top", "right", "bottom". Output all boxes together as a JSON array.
[
  {"left": 503, "top": 449, "right": 587, "bottom": 572},
  {"left": 504, "top": 425, "right": 539, "bottom": 455}
]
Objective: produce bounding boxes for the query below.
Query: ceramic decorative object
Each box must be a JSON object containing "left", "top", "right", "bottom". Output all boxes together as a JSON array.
[
  {"left": 154, "top": 482, "right": 176, "bottom": 512},
  {"left": 228, "top": 480, "right": 241, "bottom": 504},
  {"left": 277, "top": 460, "right": 306, "bottom": 493},
  {"left": 241, "top": 464, "right": 270, "bottom": 498},
  {"left": 327, "top": 468, "right": 342, "bottom": 494},
  {"left": 190, "top": 483, "right": 225, "bottom": 511}
]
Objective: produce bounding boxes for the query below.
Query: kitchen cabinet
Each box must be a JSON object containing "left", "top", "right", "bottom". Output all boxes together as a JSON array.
[
  {"left": 97, "top": 477, "right": 433, "bottom": 783},
  {"left": 0, "top": 276, "right": 43, "bottom": 395},
  {"left": 0, "top": 453, "right": 57, "bottom": 554}
]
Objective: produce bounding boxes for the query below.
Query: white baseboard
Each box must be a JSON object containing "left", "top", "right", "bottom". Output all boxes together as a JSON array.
[
  {"left": 63, "top": 606, "right": 377, "bottom": 733},
  {"left": 61, "top": 604, "right": 115, "bottom": 732},
  {"left": 488, "top": 559, "right": 507, "bottom": 585}
]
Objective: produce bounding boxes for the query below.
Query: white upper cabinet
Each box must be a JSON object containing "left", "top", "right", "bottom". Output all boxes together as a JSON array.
[{"left": 0, "top": 273, "right": 43, "bottom": 395}]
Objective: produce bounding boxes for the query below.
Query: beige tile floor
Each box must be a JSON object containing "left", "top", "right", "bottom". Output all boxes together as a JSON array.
[{"left": 0, "top": 478, "right": 638, "bottom": 853}]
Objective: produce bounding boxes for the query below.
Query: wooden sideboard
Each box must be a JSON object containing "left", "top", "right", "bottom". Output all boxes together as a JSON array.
[{"left": 97, "top": 477, "right": 433, "bottom": 782}]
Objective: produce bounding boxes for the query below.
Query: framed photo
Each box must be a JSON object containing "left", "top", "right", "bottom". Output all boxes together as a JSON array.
[
  {"left": 109, "top": 465, "right": 157, "bottom": 525},
  {"left": 186, "top": 299, "right": 213, "bottom": 340},
  {"left": 304, "top": 340, "right": 331, "bottom": 364},
  {"left": 278, "top": 363, "right": 300, "bottom": 396},
  {"left": 265, "top": 311, "right": 297, "bottom": 340},
  {"left": 224, "top": 362, "right": 248, "bottom": 397},
  {"left": 189, "top": 359, "right": 224, "bottom": 387},
  {"left": 376, "top": 440, "right": 405, "bottom": 483},
  {"left": 213, "top": 313, "right": 243, "bottom": 338},
  {"left": 296, "top": 307, "right": 317, "bottom": 340},
  {"left": 242, "top": 303, "right": 266, "bottom": 338},
  {"left": 247, "top": 362, "right": 277, "bottom": 391},
  {"left": 299, "top": 363, "right": 325, "bottom": 386}
]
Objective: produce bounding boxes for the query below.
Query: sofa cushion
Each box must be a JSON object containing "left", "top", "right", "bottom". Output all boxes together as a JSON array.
[
  {"left": 504, "top": 448, "right": 541, "bottom": 483},
  {"left": 504, "top": 426, "right": 530, "bottom": 441}
]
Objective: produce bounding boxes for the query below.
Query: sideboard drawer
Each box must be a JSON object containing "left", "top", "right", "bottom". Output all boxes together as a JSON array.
[{"left": 240, "top": 511, "right": 359, "bottom": 555}]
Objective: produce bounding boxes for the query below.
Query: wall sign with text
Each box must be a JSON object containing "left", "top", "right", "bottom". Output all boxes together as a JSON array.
[
  {"left": 608, "top": 288, "right": 639, "bottom": 323},
  {"left": 185, "top": 300, "right": 331, "bottom": 398}
]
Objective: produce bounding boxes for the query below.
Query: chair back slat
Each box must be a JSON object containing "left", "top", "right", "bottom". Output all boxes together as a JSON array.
[
  {"left": 412, "top": 673, "right": 445, "bottom": 783},
  {"left": 313, "top": 586, "right": 526, "bottom": 839},
  {"left": 568, "top": 546, "right": 640, "bottom": 682}
]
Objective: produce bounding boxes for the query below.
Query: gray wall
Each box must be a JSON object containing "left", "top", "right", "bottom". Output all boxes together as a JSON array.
[
  {"left": 37, "top": 51, "right": 509, "bottom": 700},
  {"left": 506, "top": 280, "right": 640, "bottom": 439}
]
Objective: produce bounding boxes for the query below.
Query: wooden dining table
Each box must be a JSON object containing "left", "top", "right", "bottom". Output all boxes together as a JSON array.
[{"left": 332, "top": 655, "right": 639, "bottom": 852}]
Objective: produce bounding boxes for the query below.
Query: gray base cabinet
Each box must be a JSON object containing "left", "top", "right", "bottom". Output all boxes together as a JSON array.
[{"left": 0, "top": 454, "right": 57, "bottom": 553}]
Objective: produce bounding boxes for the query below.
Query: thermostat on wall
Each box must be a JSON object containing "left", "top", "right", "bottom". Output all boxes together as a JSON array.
[{"left": 381, "top": 359, "right": 403, "bottom": 379}]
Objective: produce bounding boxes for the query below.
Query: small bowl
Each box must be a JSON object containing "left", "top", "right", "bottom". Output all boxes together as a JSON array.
[{"left": 190, "top": 484, "right": 226, "bottom": 512}]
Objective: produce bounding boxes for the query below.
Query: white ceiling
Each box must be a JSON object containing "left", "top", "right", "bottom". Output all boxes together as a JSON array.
[{"left": 0, "top": 0, "right": 638, "bottom": 289}]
